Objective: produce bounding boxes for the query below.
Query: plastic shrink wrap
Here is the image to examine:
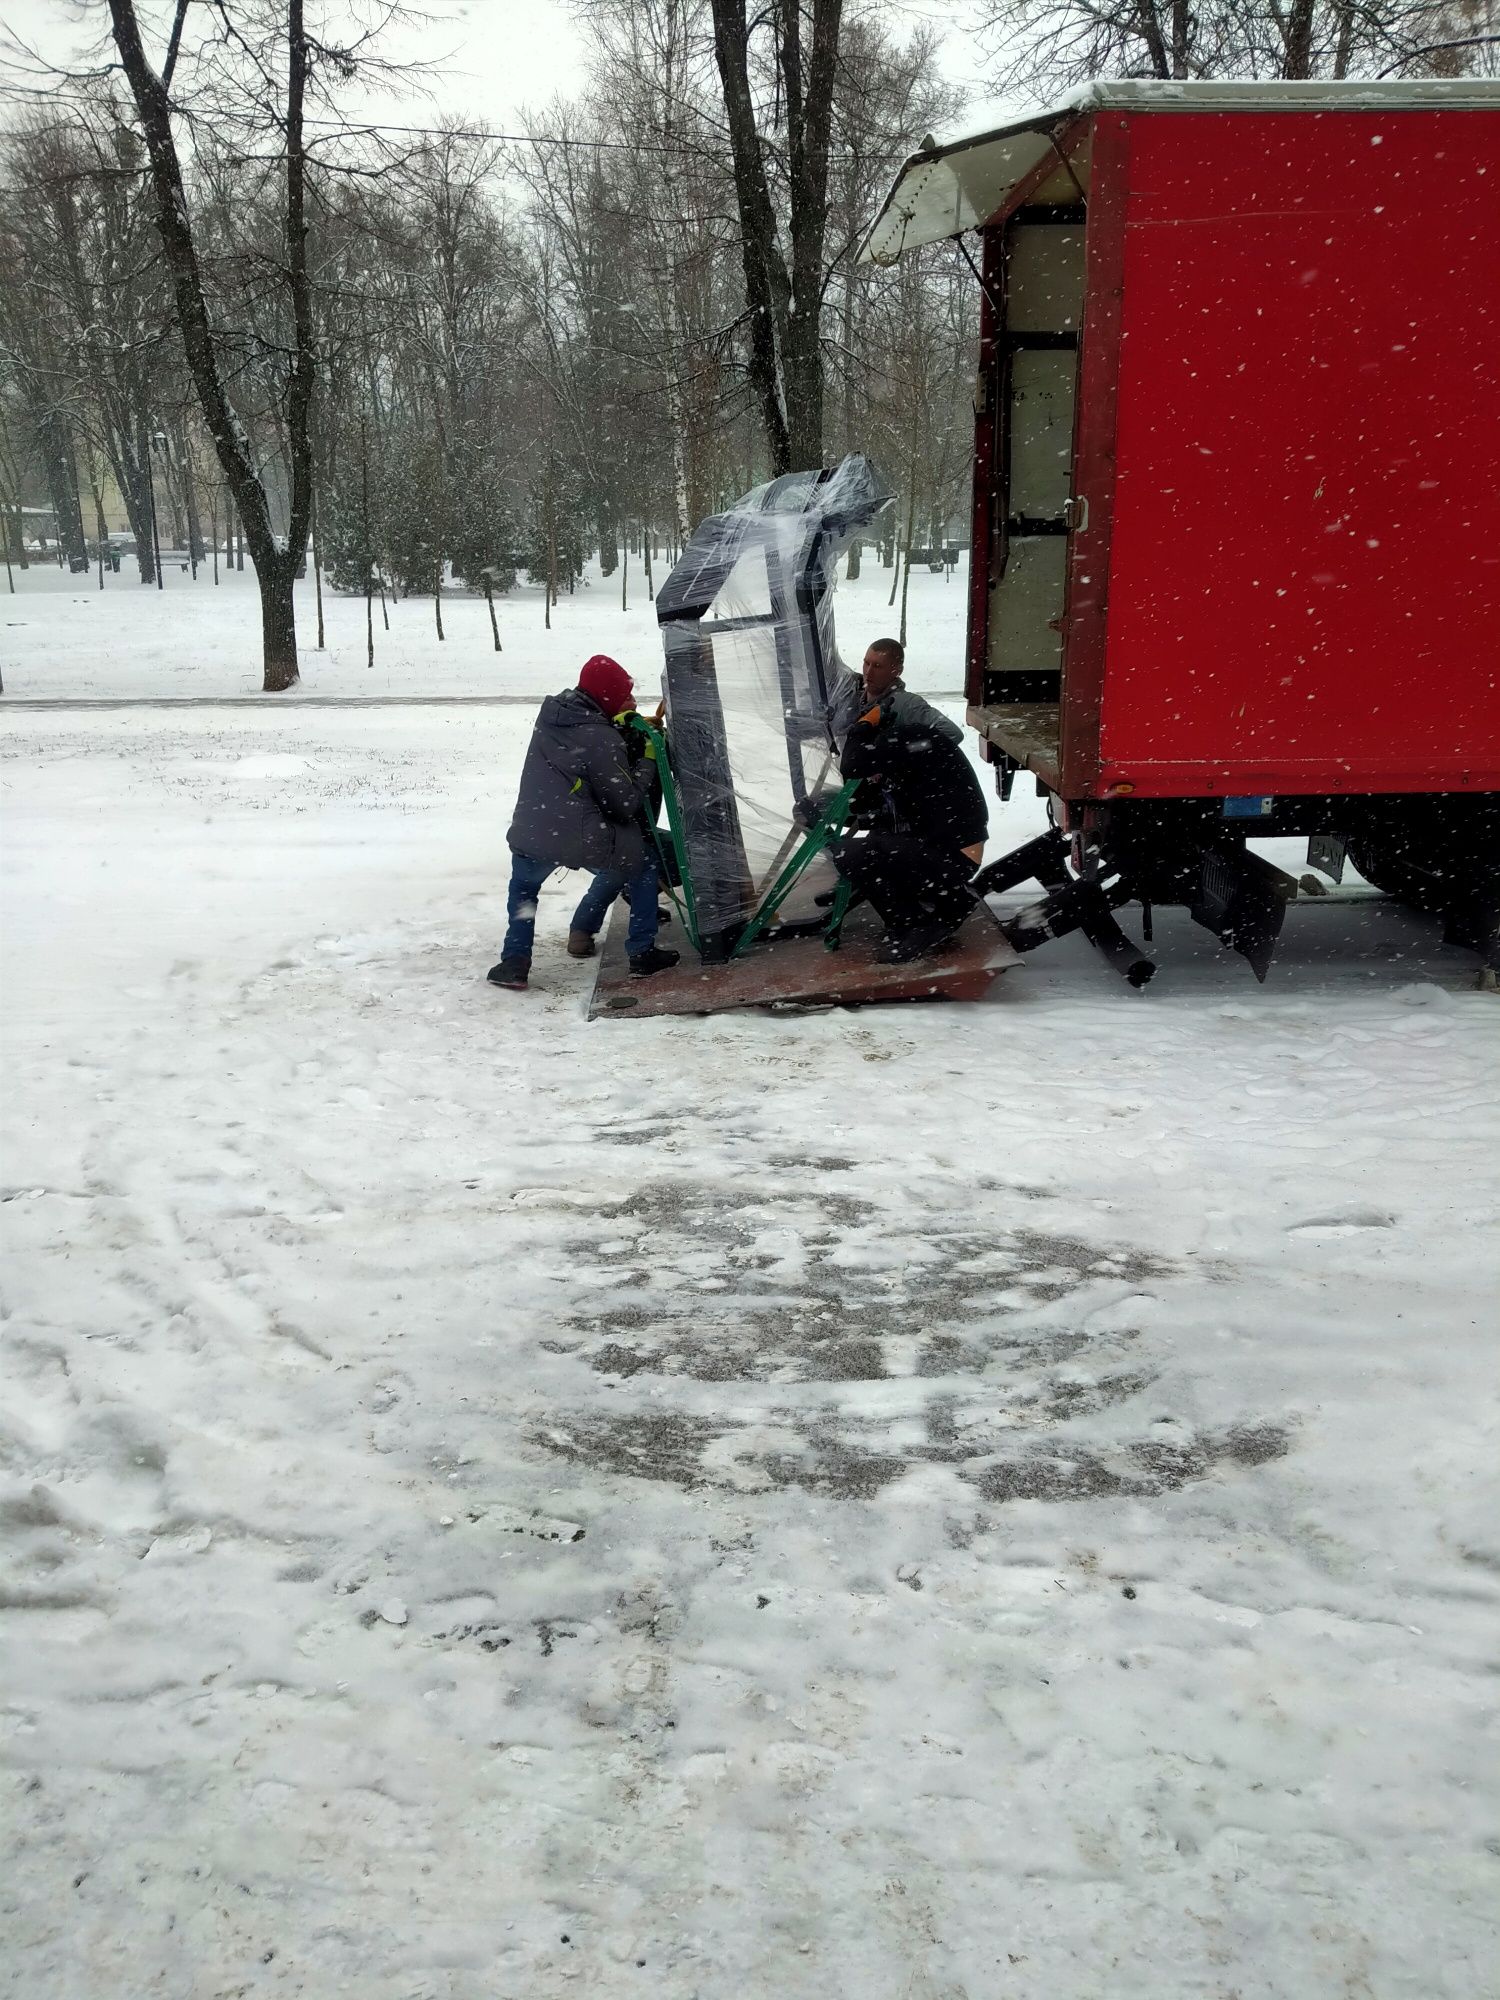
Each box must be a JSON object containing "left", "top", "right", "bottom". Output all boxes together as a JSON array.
[{"left": 655, "top": 455, "right": 893, "bottom": 958}]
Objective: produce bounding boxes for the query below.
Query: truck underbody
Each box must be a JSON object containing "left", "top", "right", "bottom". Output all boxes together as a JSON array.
[{"left": 977, "top": 781, "right": 1500, "bottom": 989}]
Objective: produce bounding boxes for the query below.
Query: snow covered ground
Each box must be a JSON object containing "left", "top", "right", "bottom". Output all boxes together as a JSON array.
[
  {"left": 1, "top": 553, "right": 970, "bottom": 703},
  {"left": 3, "top": 562, "right": 1499, "bottom": 1999}
]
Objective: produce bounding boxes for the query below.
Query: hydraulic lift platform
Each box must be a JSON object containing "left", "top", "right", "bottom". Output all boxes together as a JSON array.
[{"left": 588, "top": 899, "right": 1020, "bottom": 1018}]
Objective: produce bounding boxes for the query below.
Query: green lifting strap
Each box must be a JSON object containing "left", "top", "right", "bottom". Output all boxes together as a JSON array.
[
  {"left": 730, "top": 780, "right": 862, "bottom": 960},
  {"left": 623, "top": 714, "right": 701, "bottom": 956}
]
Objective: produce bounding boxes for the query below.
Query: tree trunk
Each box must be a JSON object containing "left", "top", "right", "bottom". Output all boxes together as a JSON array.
[
  {"left": 112, "top": 440, "right": 155, "bottom": 584},
  {"left": 669, "top": 423, "right": 692, "bottom": 553},
  {"left": 709, "top": 0, "right": 792, "bottom": 474},
  {"left": 106, "top": 0, "right": 313, "bottom": 691},
  {"left": 1170, "top": 0, "right": 1191, "bottom": 76},
  {"left": 106, "top": 413, "right": 156, "bottom": 583},
  {"left": 1333, "top": 0, "right": 1356, "bottom": 74},
  {"left": 122, "top": 451, "right": 156, "bottom": 583},
  {"left": 1283, "top": 0, "right": 1316, "bottom": 75},
  {"left": 92, "top": 486, "right": 106, "bottom": 591},
  {"left": 1137, "top": 0, "right": 1172, "bottom": 76},
  {"left": 484, "top": 575, "right": 502, "bottom": 652},
  {"left": 895, "top": 483, "right": 919, "bottom": 641},
  {"left": 260, "top": 560, "right": 299, "bottom": 692},
  {"left": 545, "top": 468, "right": 557, "bottom": 631},
  {"left": 38, "top": 411, "right": 90, "bottom": 573},
  {"left": 710, "top": 0, "right": 841, "bottom": 473},
  {"left": 782, "top": 301, "right": 825, "bottom": 471},
  {"left": 149, "top": 459, "right": 164, "bottom": 592},
  {"left": 179, "top": 427, "right": 203, "bottom": 571},
  {"left": 846, "top": 539, "right": 861, "bottom": 580},
  {"left": 159, "top": 445, "right": 186, "bottom": 551},
  {"left": 434, "top": 558, "right": 445, "bottom": 642},
  {"left": 311, "top": 477, "right": 324, "bottom": 647}
]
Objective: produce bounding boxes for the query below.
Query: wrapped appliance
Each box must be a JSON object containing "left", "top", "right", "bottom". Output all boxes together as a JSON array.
[{"left": 655, "top": 455, "right": 893, "bottom": 958}]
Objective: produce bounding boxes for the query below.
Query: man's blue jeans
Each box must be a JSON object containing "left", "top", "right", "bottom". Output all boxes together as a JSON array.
[{"left": 501, "top": 850, "right": 660, "bottom": 963}]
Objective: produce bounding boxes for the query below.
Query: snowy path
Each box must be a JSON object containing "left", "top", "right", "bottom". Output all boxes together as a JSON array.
[{"left": 4, "top": 697, "right": 1499, "bottom": 1999}]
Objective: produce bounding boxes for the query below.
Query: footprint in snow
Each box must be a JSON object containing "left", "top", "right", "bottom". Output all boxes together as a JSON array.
[{"left": 1287, "top": 1211, "right": 1395, "bottom": 1237}]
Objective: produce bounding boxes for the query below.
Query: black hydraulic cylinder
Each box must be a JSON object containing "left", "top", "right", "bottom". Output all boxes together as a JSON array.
[
  {"left": 972, "top": 829, "right": 1071, "bottom": 899},
  {"left": 999, "top": 875, "right": 1156, "bottom": 986},
  {"left": 1074, "top": 890, "right": 1157, "bottom": 988}
]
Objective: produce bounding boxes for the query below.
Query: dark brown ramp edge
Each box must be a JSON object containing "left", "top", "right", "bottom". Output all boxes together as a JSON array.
[{"left": 588, "top": 901, "right": 1022, "bottom": 1019}]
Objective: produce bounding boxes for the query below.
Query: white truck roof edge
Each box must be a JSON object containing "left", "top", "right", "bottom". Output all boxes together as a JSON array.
[{"left": 859, "top": 77, "right": 1500, "bottom": 266}]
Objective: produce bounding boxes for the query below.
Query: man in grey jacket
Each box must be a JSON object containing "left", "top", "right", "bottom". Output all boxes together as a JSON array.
[
  {"left": 488, "top": 654, "right": 679, "bottom": 990},
  {"left": 825, "top": 637, "right": 964, "bottom": 751}
]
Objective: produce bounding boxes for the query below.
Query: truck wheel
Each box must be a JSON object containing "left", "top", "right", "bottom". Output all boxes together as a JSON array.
[{"left": 1346, "top": 835, "right": 1447, "bottom": 913}]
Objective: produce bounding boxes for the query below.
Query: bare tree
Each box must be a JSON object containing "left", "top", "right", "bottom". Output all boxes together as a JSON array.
[
  {"left": 101, "top": 0, "right": 403, "bottom": 688},
  {"left": 104, "top": 0, "right": 311, "bottom": 684},
  {"left": 0, "top": 112, "right": 179, "bottom": 583},
  {"left": 0, "top": 188, "right": 92, "bottom": 574},
  {"left": 709, "top": 0, "right": 844, "bottom": 472},
  {"left": 981, "top": 0, "right": 1498, "bottom": 89},
  {"left": 579, "top": 0, "right": 750, "bottom": 536}
]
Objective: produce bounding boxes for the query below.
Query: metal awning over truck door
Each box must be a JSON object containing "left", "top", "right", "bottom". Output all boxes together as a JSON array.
[{"left": 861, "top": 125, "right": 1072, "bottom": 265}]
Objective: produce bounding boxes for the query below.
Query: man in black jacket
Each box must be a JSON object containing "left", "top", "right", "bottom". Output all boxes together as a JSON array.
[
  {"left": 832, "top": 694, "right": 987, "bottom": 963},
  {"left": 488, "top": 654, "right": 679, "bottom": 990}
]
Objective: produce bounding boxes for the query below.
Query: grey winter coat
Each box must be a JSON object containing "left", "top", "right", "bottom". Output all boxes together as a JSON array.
[
  {"left": 507, "top": 689, "right": 652, "bottom": 874},
  {"left": 825, "top": 671, "right": 964, "bottom": 750}
]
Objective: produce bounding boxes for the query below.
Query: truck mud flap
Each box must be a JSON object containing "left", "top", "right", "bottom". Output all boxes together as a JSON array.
[{"left": 1190, "top": 845, "right": 1292, "bottom": 982}]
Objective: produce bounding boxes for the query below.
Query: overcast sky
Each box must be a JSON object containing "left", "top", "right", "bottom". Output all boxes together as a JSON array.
[
  {"left": 0, "top": 0, "right": 995, "bottom": 136},
  {"left": 0, "top": 0, "right": 589, "bottom": 124}
]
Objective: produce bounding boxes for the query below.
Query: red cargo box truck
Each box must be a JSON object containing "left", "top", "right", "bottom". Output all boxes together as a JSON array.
[{"left": 865, "top": 80, "right": 1500, "bottom": 983}]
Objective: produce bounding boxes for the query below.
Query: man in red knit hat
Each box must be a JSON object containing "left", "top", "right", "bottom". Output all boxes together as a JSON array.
[{"left": 488, "top": 655, "right": 678, "bottom": 989}]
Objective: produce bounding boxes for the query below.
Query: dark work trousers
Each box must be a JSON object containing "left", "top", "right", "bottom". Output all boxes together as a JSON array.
[{"left": 831, "top": 831, "right": 977, "bottom": 939}]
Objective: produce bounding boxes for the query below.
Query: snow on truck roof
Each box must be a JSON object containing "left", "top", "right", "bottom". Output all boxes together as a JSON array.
[{"left": 860, "top": 76, "right": 1500, "bottom": 265}]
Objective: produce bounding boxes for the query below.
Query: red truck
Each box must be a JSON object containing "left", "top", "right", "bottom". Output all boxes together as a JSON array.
[{"left": 865, "top": 80, "right": 1500, "bottom": 984}]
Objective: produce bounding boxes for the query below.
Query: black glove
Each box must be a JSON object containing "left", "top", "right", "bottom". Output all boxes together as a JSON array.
[{"left": 794, "top": 789, "right": 838, "bottom": 830}]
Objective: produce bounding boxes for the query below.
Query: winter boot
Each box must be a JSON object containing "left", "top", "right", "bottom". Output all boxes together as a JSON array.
[
  {"left": 628, "top": 946, "right": 681, "bottom": 977},
  {"left": 486, "top": 958, "right": 531, "bottom": 989},
  {"left": 567, "top": 930, "right": 596, "bottom": 959}
]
